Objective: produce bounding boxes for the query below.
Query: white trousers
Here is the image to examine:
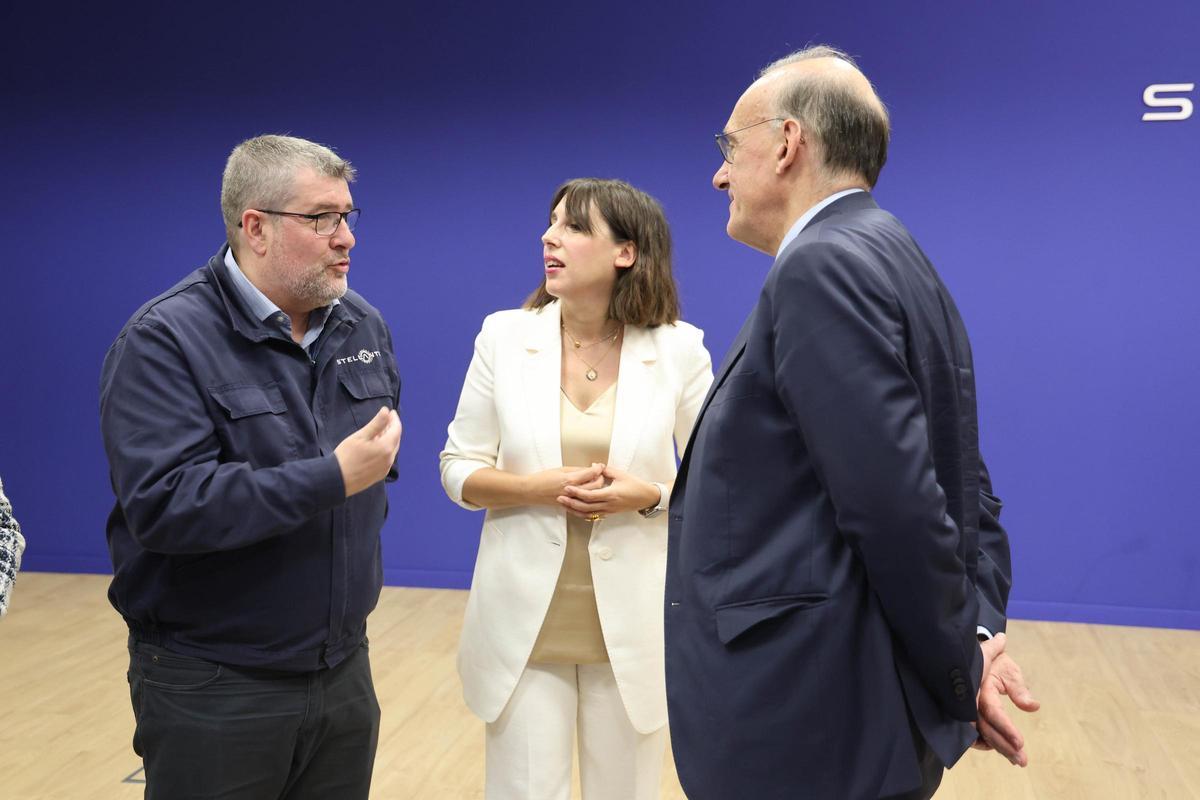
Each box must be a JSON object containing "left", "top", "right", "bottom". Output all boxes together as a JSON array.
[{"left": 485, "top": 661, "right": 667, "bottom": 800}]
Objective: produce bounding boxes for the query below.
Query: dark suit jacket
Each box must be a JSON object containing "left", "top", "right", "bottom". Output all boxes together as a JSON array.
[{"left": 665, "top": 192, "right": 1012, "bottom": 799}]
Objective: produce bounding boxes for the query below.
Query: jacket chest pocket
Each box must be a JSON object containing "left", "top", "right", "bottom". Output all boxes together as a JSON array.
[
  {"left": 338, "top": 367, "right": 396, "bottom": 428},
  {"left": 207, "top": 381, "right": 299, "bottom": 464}
]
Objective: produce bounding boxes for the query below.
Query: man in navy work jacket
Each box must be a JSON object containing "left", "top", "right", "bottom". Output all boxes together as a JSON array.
[
  {"left": 100, "top": 134, "right": 402, "bottom": 800},
  {"left": 665, "top": 47, "right": 1038, "bottom": 799}
]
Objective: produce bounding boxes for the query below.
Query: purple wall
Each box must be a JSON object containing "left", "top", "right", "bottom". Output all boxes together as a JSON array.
[{"left": 5, "top": 1, "right": 1198, "bottom": 628}]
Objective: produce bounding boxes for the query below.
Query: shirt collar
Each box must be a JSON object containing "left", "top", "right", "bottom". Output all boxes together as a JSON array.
[
  {"left": 223, "top": 247, "right": 282, "bottom": 322},
  {"left": 776, "top": 188, "right": 866, "bottom": 257},
  {"left": 223, "top": 248, "right": 339, "bottom": 352}
]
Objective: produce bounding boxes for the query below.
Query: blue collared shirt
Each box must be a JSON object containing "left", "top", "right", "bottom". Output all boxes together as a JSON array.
[
  {"left": 223, "top": 248, "right": 338, "bottom": 354},
  {"left": 776, "top": 188, "right": 866, "bottom": 257}
]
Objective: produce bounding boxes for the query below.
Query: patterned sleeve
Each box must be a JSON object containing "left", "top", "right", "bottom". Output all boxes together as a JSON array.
[{"left": 0, "top": 477, "right": 26, "bottom": 617}]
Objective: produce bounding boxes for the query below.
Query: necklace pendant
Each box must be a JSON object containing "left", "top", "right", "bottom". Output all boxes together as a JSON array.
[
  {"left": 586, "top": 368, "right": 598, "bottom": 381},
  {"left": 574, "top": 342, "right": 581, "bottom": 349}
]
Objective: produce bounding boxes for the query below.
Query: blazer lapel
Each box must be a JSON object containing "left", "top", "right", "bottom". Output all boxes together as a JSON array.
[
  {"left": 521, "top": 303, "right": 564, "bottom": 471},
  {"left": 607, "top": 324, "right": 655, "bottom": 471}
]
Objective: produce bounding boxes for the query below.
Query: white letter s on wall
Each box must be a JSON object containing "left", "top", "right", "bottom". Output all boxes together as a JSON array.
[{"left": 1143, "top": 84, "right": 1195, "bottom": 122}]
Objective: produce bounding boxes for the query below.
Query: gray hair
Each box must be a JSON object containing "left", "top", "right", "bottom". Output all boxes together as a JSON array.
[
  {"left": 220, "top": 134, "right": 356, "bottom": 242},
  {"left": 759, "top": 45, "right": 890, "bottom": 188}
]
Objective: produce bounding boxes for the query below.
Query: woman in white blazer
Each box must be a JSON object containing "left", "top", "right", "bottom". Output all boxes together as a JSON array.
[{"left": 440, "top": 178, "right": 713, "bottom": 799}]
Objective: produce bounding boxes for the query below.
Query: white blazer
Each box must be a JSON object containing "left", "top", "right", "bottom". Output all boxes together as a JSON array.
[{"left": 440, "top": 301, "right": 713, "bottom": 734}]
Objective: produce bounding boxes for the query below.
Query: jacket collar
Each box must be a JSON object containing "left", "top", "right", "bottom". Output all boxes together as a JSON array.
[
  {"left": 780, "top": 190, "right": 879, "bottom": 257},
  {"left": 776, "top": 188, "right": 868, "bottom": 256},
  {"left": 811, "top": 187, "right": 877, "bottom": 219}
]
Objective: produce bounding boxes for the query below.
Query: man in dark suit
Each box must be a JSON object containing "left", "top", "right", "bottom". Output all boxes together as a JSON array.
[{"left": 665, "top": 46, "right": 1037, "bottom": 799}]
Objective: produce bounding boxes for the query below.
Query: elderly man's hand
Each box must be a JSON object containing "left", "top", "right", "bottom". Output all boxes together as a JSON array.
[{"left": 973, "top": 634, "right": 1040, "bottom": 767}]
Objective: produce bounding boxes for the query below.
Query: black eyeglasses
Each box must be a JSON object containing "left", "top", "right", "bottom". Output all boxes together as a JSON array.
[
  {"left": 240, "top": 208, "right": 361, "bottom": 236},
  {"left": 715, "top": 118, "right": 785, "bottom": 163}
]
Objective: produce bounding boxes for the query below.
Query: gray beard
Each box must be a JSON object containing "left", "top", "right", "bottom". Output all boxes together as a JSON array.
[
  {"left": 269, "top": 256, "right": 348, "bottom": 310},
  {"left": 289, "top": 270, "right": 347, "bottom": 308}
]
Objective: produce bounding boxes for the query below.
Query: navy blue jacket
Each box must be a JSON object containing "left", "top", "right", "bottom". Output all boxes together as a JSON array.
[
  {"left": 100, "top": 247, "right": 401, "bottom": 671},
  {"left": 665, "top": 192, "right": 1012, "bottom": 799}
]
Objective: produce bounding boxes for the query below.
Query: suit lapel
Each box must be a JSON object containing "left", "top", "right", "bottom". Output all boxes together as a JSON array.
[
  {"left": 694, "top": 309, "right": 755, "bottom": 429},
  {"left": 673, "top": 309, "right": 755, "bottom": 495},
  {"left": 608, "top": 324, "right": 655, "bottom": 471},
  {"left": 521, "top": 303, "right": 564, "bottom": 471}
]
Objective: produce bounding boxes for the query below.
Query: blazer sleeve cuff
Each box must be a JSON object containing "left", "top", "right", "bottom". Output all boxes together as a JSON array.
[{"left": 442, "top": 459, "right": 490, "bottom": 511}]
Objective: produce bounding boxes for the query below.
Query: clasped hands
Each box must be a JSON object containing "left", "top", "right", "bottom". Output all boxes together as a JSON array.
[
  {"left": 974, "top": 632, "right": 1041, "bottom": 767},
  {"left": 526, "top": 463, "right": 659, "bottom": 520}
]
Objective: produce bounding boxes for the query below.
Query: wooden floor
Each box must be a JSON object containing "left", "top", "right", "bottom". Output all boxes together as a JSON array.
[{"left": 0, "top": 573, "right": 1197, "bottom": 799}]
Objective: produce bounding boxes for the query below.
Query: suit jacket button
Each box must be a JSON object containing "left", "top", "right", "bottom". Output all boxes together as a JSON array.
[
  {"left": 595, "top": 546, "right": 613, "bottom": 561},
  {"left": 950, "top": 668, "right": 963, "bottom": 679},
  {"left": 954, "top": 685, "right": 967, "bottom": 699}
]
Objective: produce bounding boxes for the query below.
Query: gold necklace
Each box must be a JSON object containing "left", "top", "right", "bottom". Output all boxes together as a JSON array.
[
  {"left": 564, "top": 327, "right": 621, "bottom": 381},
  {"left": 561, "top": 320, "right": 620, "bottom": 350}
]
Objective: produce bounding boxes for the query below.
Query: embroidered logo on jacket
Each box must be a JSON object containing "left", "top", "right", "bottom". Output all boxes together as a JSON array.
[{"left": 337, "top": 349, "right": 382, "bottom": 366}]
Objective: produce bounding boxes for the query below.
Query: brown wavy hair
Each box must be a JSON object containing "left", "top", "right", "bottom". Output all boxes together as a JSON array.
[{"left": 524, "top": 178, "right": 680, "bottom": 327}]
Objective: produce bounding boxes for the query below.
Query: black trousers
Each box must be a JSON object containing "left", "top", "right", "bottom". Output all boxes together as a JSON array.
[{"left": 127, "top": 638, "right": 380, "bottom": 800}]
